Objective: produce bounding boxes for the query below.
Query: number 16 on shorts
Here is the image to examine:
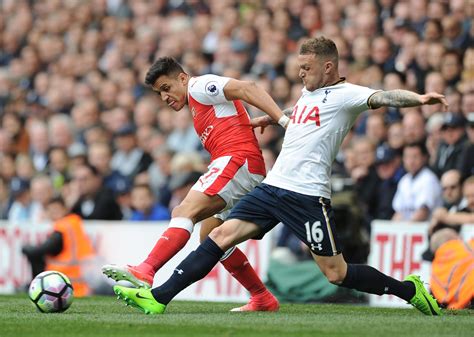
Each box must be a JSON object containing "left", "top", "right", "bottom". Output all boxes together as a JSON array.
[{"left": 304, "top": 221, "right": 324, "bottom": 252}]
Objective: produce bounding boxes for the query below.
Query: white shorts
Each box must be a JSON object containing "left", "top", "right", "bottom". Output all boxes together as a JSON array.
[{"left": 191, "top": 156, "right": 264, "bottom": 220}]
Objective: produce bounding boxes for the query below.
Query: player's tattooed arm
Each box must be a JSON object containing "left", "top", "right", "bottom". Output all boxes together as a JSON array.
[{"left": 368, "top": 90, "right": 448, "bottom": 109}]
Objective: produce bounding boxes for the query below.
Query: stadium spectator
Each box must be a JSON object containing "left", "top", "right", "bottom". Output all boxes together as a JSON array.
[
  {"left": 1, "top": 112, "right": 29, "bottom": 155},
  {"left": 422, "top": 72, "right": 446, "bottom": 118},
  {"left": 366, "top": 113, "right": 388, "bottom": 146},
  {"left": 166, "top": 108, "right": 202, "bottom": 154},
  {"left": 28, "top": 121, "right": 49, "bottom": 173},
  {"left": 425, "top": 112, "right": 445, "bottom": 166},
  {"left": 48, "top": 114, "right": 76, "bottom": 149},
  {"left": 431, "top": 112, "right": 467, "bottom": 177},
  {"left": 445, "top": 87, "right": 463, "bottom": 114},
  {"left": 47, "top": 147, "right": 69, "bottom": 192},
  {"left": 30, "top": 174, "right": 54, "bottom": 223},
  {"left": 428, "top": 175, "right": 474, "bottom": 235},
  {"left": 368, "top": 144, "right": 405, "bottom": 222},
  {"left": 387, "top": 121, "right": 405, "bottom": 153},
  {"left": 111, "top": 124, "right": 152, "bottom": 180},
  {"left": 441, "top": 16, "right": 470, "bottom": 51},
  {"left": 15, "top": 153, "right": 35, "bottom": 182},
  {"left": 7, "top": 178, "right": 33, "bottom": 224},
  {"left": 0, "top": 177, "right": 9, "bottom": 220},
  {"left": 69, "top": 163, "right": 122, "bottom": 220},
  {"left": 147, "top": 145, "right": 174, "bottom": 207},
  {"left": 440, "top": 50, "right": 463, "bottom": 87},
  {"left": 87, "top": 142, "right": 128, "bottom": 195},
  {"left": 461, "top": 91, "right": 474, "bottom": 117},
  {"left": 392, "top": 142, "right": 442, "bottom": 221},
  {"left": 458, "top": 113, "right": 474, "bottom": 180},
  {"left": 429, "top": 228, "right": 474, "bottom": 309},
  {"left": 113, "top": 176, "right": 133, "bottom": 221},
  {"left": 351, "top": 137, "right": 379, "bottom": 229},
  {"left": 350, "top": 137, "right": 376, "bottom": 183},
  {"left": 21, "top": 196, "right": 95, "bottom": 297},
  {"left": 439, "top": 170, "right": 465, "bottom": 211},
  {"left": 130, "top": 184, "right": 170, "bottom": 221},
  {"left": 67, "top": 142, "right": 88, "bottom": 173},
  {"left": 402, "top": 111, "right": 426, "bottom": 144},
  {"left": 421, "top": 169, "right": 465, "bottom": 261},
  {"left": 371, "top": 36, "right": 396, "bottom": 74}
]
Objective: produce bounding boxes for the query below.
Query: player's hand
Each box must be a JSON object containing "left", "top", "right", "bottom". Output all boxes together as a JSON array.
[
  {"left": 251, "top": 116, "right": 274, "bottom": 134},
  {"left": 420, "top": 92, "right": 448, "bottom": 110}
]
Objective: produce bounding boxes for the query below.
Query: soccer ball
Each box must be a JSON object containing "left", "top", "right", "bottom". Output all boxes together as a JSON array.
[{"left": 28, "top": 271, "right": 74, "bottom": 313}]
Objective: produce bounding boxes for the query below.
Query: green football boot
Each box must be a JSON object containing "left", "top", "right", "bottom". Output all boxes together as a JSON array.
[
  {"left": 113, "top": 285, "right": 166, "bottom": 315},
  {"left": 404, "top": 275, "right": 442, "bottom": 316}
]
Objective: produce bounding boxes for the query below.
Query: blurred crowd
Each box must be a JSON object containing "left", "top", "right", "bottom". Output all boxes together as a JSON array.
[{"left": 0, "top": 0, "right": 473, "bottom": 262}]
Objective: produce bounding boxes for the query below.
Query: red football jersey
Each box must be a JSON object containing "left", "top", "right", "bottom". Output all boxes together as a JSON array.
[{"left": 187, "top": 74, "right": 266, "bottom": 176}]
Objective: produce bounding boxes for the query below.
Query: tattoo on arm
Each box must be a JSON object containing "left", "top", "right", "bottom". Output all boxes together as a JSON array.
[{"left": 369, "top": 90, "right": 422, "bottom": 109}]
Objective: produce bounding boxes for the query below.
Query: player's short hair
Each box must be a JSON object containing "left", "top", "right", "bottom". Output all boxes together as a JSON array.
[
  {"left": 145, "top": 57, "right": 186, "bottom": 87},
  {"left": 300, "top": 37, "right": 339, "bottom": 62}
]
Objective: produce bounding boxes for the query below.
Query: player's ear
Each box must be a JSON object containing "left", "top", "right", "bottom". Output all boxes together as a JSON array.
[
  {"left": 178, "top": 72, "right": 188, "bottom": 85},
  {"left": 324, "top": 61, "right": 333, "bottom": 74}
]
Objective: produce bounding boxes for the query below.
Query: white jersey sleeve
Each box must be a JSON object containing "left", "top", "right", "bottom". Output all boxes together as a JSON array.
[
  {"left": 342, "top": 84, "right": 381, "bottom": 116},
  {"left": 188, "top": 74, "right": 231, "bottom": 105}
]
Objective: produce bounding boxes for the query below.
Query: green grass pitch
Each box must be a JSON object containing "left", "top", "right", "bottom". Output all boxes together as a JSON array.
[{"left": 0, "top": 295, "right": 472, "bottom": 337}]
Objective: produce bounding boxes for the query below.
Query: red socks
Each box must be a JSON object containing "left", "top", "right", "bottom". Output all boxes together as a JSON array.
[
  {"left": 220, "top": 247, "right": 266, "bottom": 296},
  {"left": 143, "top": 227, "right": 191, "bottom": 273}
]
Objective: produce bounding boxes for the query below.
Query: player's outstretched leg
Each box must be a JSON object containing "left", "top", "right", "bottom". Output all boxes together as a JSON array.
[
  {"left": 102, "top": 218, "right": 194, "bottom": 287},
  {"left": 404, "top": 274, "right": 442, "bottom": 316},
  {"left": 336, "top": 261, "right": 442, "bottom": 316},
  {"left": 114, "top": 285, "right": 166, "bottom": 315},
  {"left": 220, "top": 247, "right": 279, "bottom": 312}
]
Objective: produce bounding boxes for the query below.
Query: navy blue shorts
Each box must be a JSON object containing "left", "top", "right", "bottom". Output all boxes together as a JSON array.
[{"left": 228, "top": 183, "right": 342, "bottom": 256}]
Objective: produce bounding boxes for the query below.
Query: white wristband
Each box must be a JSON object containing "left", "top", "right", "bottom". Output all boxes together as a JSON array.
[{"left": 278, "top": 115, "right": 290, "bottom": 128}]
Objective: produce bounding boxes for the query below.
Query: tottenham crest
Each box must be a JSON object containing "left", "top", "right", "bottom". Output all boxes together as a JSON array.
[{"left": 205, "top": 81, "right": 219, "bottom": 96}]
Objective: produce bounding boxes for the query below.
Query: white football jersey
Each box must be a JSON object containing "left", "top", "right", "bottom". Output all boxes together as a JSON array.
[{"left": 264, "top": 82, "right": 379, "bottom": 198}]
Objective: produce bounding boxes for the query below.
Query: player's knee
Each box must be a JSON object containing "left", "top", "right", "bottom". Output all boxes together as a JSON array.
[
  {"left": 208, "top": 225, "right": 234, "bottom": 250},
  {"left": 321, "top": 266, "right": 346, "bottom": 285}
]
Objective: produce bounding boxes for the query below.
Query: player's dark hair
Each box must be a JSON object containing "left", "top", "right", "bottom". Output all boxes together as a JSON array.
[
  {"left": 145, "top": 57, "right": 186, "bottom": 87},
  {"left": 300, "top": 36, "right": 339, "bottom": 62},
  {"left": 404, "top": 141, "right": 428, "bottom": 156}
]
